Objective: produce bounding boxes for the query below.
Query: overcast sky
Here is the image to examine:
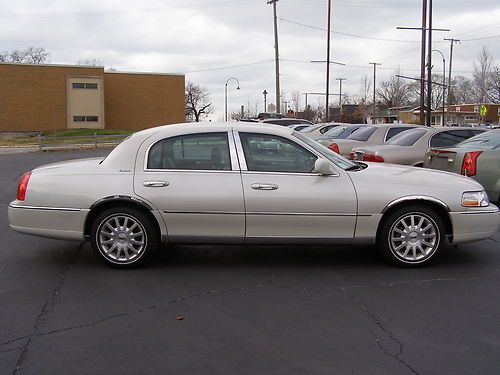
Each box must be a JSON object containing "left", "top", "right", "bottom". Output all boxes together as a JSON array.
[{"left": 1, "top": 0, "right": 499, "bottom": 120}]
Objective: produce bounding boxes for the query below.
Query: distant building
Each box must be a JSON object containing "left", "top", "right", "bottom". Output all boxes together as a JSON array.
[
  {"left": 0, "top": 62, "right": 185, "bottom": 132},
  {"left": 399, "top": 104, "right": 500, "bottom": 126}
]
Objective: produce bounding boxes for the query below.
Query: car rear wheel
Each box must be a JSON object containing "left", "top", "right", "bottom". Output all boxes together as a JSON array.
[
  {"left": 379, "top": 205, "right": 445, "bottom": 266},
  {"left": 90, "top": 206, "right": 159, "bottom": 268}
]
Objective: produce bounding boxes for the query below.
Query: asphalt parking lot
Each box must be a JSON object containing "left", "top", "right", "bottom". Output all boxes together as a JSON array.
[{"left": 1, "top": 149, "right": 499, "bottom": 375}]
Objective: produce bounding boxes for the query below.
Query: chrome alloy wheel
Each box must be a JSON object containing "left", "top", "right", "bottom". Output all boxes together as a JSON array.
[
  {"left": 97, "top": 214, "right": 147, "bottom": 263},
  {"left": 389, "top": 213, "right": 439, "bottom": 262}
]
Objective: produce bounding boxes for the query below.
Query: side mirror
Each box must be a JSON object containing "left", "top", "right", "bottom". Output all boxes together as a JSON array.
[{"left": 313, "top": 158, "right": 333, "bottom": 175}]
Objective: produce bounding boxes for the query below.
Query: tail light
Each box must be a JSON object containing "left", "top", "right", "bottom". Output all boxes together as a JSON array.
[
  {"left": 328, "top": 143, "right": 339, "bottom": 154},
  {"left": 461, "top": 151, "right": 482, "bottom": 176},
  {"left": 362, "top": 154, "right": 384, "bottom": 162},
  {"left": 17, "top": 171, "right": 32, "bottom": 201},
  {"left": 349, "top": 151, "right": 355, "bottom": 160}
]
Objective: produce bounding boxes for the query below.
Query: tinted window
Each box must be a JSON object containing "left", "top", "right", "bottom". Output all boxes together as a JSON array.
[
  {"left": 72, "top": 82, "right": 85, "bottom": 89},
  {"left": 324, "top": 126, "right": 348, "bottom": 137},
  {"left": 147, "top": 133, "right": 231, "bottom": 170},
  {"left": 348, "top": 126, "right": 376, "bottom": 141},
  {"left": 430, "top": 130, "right": 472, "bottom": 148},
  {"left": 239, "top": 133, "right": 317, "bottom": 173},
  {"left": 455, "top": 130, "right": 500, "bottom": 150},
  {"left": 385, "top": 127, "right": 413, "bottom": 141},
  {"left": 319, "top": 125, "right": 336, "bottom": 134},
  {"left": 387, "top": 128, "right": 428, "bottom": 146},
  {"left": 85, "top": 83, "right": 98, "bottom": 89},
  {"left": 294, "top": 125, "right": 310, "bottom": 132}
]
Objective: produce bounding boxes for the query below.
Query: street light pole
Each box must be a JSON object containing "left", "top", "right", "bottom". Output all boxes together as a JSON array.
[
  {"left": 325, "top": 0, "right": 332, "bottom": 122},
  {"left": 225, "top": 77, "right": 240, "bottom": 122},
  {"left": 369, "top": 62, "right": 381, "bottom": 123},
  {"left": 336, "top": 78, "right": 346, "bottom": 119},
  {"left": 432, "top": 49, "right": 446, "bottom": 126},
  {"left": 263, "top": 90, "right": 268, "bottom": 112}
]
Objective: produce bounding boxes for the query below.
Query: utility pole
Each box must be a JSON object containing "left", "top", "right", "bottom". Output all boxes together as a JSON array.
[
  {"left": 369, "top": 62, "right": 381, "bottom": 122},
  {"left": 426, "top": 0, "right": 433, "bottom": 127},
  {"left": 444, "top": 37, "right": 460, "bottom": 106},
  {"left": 303, "top": 93, "right": 309, "bottom": 110},
  {"left": 336, "top": 78, "right": 346, "bottom": 121},
  {"left": 420, "top": 0, "right": 427, "bottom": 125},
  {"left": 325, "top": 0, "right": 332, "bottom": 122},
  {"left": 268, "top": 0, "right": 281, "bottom": 114}
]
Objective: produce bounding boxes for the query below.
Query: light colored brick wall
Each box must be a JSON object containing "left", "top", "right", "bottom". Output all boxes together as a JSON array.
[
  {"left": 0, "top": 63, "right": 103, "bottom": 132},
  {"left": 0, "top": 63, "right": 185, "bottom": 132},
  {"left": 103, "top": 72, "right": 185, "bottom": 131}
]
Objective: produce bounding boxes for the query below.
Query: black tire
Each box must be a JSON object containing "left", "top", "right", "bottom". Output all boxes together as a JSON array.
[
  {"left": 90, "top": 206, "right": 159, "bottom": 268},
  {"left": 378, "top": 205, "right": 445, "bottom": 267}
]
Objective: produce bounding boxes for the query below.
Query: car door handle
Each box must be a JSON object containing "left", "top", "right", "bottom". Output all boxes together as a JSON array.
[
  {"left": 143, "top": 181, "right": 169, "bottom": 187},
  {"left": 251, "top": 183, "right": 278, "bottom": 190}
]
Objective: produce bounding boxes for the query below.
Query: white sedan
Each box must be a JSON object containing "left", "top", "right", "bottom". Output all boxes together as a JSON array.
[{"left": 9, "top": 123, "right": 499, "bottom": 268}]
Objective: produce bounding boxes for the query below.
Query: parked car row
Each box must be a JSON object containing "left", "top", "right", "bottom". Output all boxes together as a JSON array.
[{"left": 306, "top": 123, "right": 498, "bottom": 203}]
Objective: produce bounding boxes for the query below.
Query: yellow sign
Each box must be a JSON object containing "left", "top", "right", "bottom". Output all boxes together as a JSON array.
[{"left": 480, "top": 105, "right": 487, "bottom": 117}]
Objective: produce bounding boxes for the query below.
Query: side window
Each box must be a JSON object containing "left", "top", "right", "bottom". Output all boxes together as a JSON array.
[
  {"left": 385, "top": 127, "right": 411, "bottom": 141},
  {"left": 430, "top": 131, "right": 470, "bottom": 148},
  {"left": 239, "top": 133, "right": 317, "bottom": 173},
  {"left": 147, "top": 132, "right": 231, "bottom": 171},
  {"left": 320, "top": 125, "right": 335, "bottom": 134}
]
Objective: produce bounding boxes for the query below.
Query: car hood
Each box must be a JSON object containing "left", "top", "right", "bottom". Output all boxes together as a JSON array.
[{"left": 348, "top": 162, "right": 485, "bottom": 213}]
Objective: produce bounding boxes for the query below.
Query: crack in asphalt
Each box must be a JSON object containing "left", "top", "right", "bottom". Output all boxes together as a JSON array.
[
  {"left": 353, "top": 296, "right": 419, "bottom": 375},
  {"left": 11, "top": 243, "right": 83, "bottom": 375},
  {"left": 0, "top": 274, "right": 497, "bottom": 358}
]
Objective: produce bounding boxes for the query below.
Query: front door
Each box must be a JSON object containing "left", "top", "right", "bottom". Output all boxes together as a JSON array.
[{"left": 234, "top": 131, "right": 357, "bottom": 242}]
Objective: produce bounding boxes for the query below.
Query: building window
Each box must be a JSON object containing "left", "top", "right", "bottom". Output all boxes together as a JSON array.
[
  {"left": 85, "top": 83, "right": 98, "bottom": 89},
  {"left": 72, "top": 83, "right": 85, "bottom": 89},
  {"left": 73, "top": 116, "right": 86, "bottom": 122},
  {"left": 86, "top": 116, "right": 98, "bottom": 122},
  {"left": 72, "top": 82, "right": 98, "bottom": 89}
]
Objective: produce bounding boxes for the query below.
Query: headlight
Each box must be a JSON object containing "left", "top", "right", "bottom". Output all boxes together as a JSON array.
[{"left": 462, "top": 191, "right": 489, "bottom": 207}]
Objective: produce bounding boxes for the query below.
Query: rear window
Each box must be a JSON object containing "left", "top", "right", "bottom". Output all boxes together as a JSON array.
[
  {"left": 385, "top": 127, "right": 414, "bottom": 141},
  {"left": 324, "top": 126, "right": 348, "bottom": 137},
  {"left": 430, "top": 130, "right": 474, "bottom": 148},
  {"left": 387, "top": 128, "right": 428, "bottom": 146},
  {"left": 454, "top": 130, "right": 500, "bottom": 150},
  {"left": 348, "top": 126, "right": 376, "bottom": 141}
]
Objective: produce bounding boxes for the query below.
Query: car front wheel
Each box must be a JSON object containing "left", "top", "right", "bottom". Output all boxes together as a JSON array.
[
  {"left": 90, "top": 206, "right": 159, "bottom": 268},
  {"left": 379, "top": 205, "right": 445, "bottom": 266}
]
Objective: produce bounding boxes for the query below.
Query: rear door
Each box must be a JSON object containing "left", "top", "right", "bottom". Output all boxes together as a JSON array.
[{"left": 134, "top": 131, "right": 245, "bottom": 243}]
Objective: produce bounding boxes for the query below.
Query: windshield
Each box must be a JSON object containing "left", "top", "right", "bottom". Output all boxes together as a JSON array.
[
  {"left": 323, "top": 126, "right": 348, "bottom": 137},
  {"left": 454, "top": 130, "right": 500, "bottom": 150},
  {"left": 293, "top": 131, "right": 357, "bottom": 170},
  {"left": 347, "top": 126, "right": 376, "bottom": 141},
  {"left": 387, "top": 128, "right": 428, "bottom": 146}
]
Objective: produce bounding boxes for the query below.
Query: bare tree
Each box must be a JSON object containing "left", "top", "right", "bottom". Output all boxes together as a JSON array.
[
  {"left": 377, "top": 71, "right": 412, "bottom": 108},
  {"left": 450, "top": 76, "right": 474, "bottom": 104},
  {"left": 77, "top": 58, "right": 103, "bottom": 66},
  {"left": 290, "top": 90, "right": 301, "bottom": 113},
  {"left": 0, "top": 47, "right": 49, "bottom": 64},
  {"left": 185, "top": 81, "right": 213, "bottom": 122},
  {"left": 359, "top": 75, "right": 371, "bottom": 103},
  {"left": 488, "top": 66, "right": 500, "bottom": 104},
  {"left": 472, "top": 46, "right": 494, "bottom": 103}
]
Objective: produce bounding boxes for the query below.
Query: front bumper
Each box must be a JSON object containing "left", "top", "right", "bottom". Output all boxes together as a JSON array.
[
  {"left": 8, "top": 202, "right": 88, "bottom": 241},
  {"left": 450, "top": 204, "right": 500, "bottom": 244}
]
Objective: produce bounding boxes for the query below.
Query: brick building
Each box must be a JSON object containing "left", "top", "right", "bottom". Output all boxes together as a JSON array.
[{"left": 0, "top": 62, "right": 185, "bottom": 132}]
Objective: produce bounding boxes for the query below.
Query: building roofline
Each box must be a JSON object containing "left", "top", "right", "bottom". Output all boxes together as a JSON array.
[
  {"left": 0, "top": 61, "right": 104, "bottom": 69},
  {"left": 0, "top": 61, "right": 184, "bottom": 77},
  {"left": 104, "top": 70, "right": 184, "bottom": 77}
]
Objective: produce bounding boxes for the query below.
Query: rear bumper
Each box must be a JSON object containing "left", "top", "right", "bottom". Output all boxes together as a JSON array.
[
  {"left": 8, "top": 203, "right": 88, "bottom": 241},
  {"left": 450, "top": 205, "right": 500, "bottom": 244}
]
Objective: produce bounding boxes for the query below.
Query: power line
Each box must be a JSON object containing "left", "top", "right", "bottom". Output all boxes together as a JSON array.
[{"left": 280, "top": 18, "right": 421, "bottom": 43}]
